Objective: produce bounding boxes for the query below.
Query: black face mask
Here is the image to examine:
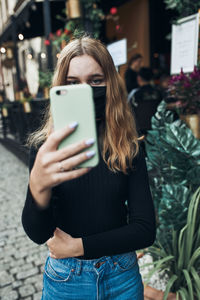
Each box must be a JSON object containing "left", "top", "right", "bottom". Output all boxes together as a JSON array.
[{"left": 92, "top": 86, "right": 107, "bottom": 120}]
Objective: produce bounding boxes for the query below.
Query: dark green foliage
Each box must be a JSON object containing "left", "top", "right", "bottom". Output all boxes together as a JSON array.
[
  {"left": 145, "top": 101, "right": 200, "bottom": 239},
  {"left": 164, "top": 0, "right": 200, "bottom": 18},
  {"left": 142, "top": 187, "right": 200, "bottom": 299},
  {"left": 39, "top": 71, "right": 53, "bottom": 88},
  {"left": 81, "top": 0, "right": 104, "bottom": 38}
]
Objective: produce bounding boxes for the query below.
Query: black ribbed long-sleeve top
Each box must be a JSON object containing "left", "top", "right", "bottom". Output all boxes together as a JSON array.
[{"left": 22, "top": 145, "right": 156, "bottom": 259}]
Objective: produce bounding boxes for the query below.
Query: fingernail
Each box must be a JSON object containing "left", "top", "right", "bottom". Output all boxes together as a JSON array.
[
  {"left": 69, "top": 121, "right": 78, "bottom": 129},
  {"left": 86, "top": 150, "right": 95, "bottom": 158},
  {"left": 85, "top": 138, "right": 95, "bottom": 146}
]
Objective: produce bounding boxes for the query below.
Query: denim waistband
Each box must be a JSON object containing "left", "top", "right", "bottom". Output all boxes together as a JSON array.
[{"left": 48, "top": 251, "right": 136, "bottom": 274}]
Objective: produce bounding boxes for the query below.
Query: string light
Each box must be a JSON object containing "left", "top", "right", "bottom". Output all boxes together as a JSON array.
[
  {"left": 41, "top": 52, "right": 46, "bottom": 59},
  {"left": 25, "top": 21, "right": 31, "bottom": 28},
  {"left": 18, "top": 34, "right": 24, "bottom": 41},
  {"left": 31, "top": 4, "right": 37, "bottom": 11},
  {"left": 27, "top": 54, "right": 32, "bottom": 60},
  {"left": 0, "top": 47, "right": 6, "bottom": 54}
]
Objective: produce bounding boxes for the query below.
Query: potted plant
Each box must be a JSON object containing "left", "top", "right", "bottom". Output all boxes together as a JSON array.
[
  {"left": 143, "top": 186, "right": 200, "bottom": 300},
  {"left": 19, "top": 96, "right": 32, "bottom": 113},
  {"left": 38, "top": 71, "right": 53, "bottom": 99},
  {"left": 167, "top": 67, "right": 200, "bottom": 138},
  {"left": 145, "top": 101, "right": 200, "bottom": 242},
  {"left": 1, "top": 103, "right": 9, "bottom": 117},
  {"left": 141, "top": 101, "right": 200, "bottom": 299}
]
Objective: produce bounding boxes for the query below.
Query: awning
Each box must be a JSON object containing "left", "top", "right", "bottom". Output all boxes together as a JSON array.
[
  {"left": 0, "top": 0, "right": 131, "bottom": 45},
  {"left": 0, "top": 0, "right": 66, "bottom": 45}
]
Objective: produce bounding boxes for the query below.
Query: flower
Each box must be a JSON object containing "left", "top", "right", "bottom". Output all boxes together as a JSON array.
[
  {"left": 110, "top": 7, "right": 117, "bottom": 15},
  {"left": 56, "top": 29, "right": 62, "bottom": 37},
  {"left": 44, "top": 39, "right": 50, "bottom": 46},
  {"left": 116, "top": 24, "right": 122, "bottom": 32},
  {"left": 64, "top": 28, "right": 70, "bottom": 35},
  {"left": 167, "top": 66, "right": 200, "bottom": 114},
  {"left": 184, "top": 82, "right": 191, "bottom": 88}
]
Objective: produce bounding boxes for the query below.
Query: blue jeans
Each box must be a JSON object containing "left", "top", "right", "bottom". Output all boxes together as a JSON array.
[{"left": 41, "top": 251, "right": 144, "bottom": 300}]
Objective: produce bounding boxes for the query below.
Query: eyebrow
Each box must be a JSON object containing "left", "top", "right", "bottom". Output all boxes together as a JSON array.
[{"left": 66, "top": 73, "right": 104, "bottom": 79}]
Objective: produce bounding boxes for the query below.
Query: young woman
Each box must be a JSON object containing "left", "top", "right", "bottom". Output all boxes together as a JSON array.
[{"left": 22, "top": 36, "right": 156, "bottom": 300}]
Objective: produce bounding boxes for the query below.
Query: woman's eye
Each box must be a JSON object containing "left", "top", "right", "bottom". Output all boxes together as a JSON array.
[
  {"left": 66, "top": 81, "right": 79, "bottom": 85},
  {"left": 90, "top": 79, "right": 103, "bottom": 85}
]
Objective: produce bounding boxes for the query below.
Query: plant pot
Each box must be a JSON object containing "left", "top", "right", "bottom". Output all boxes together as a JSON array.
[
  {"left": 144, "top": 285, "right": 178, "bottom": 300},
  {"left": 15, "top": 91, "right": 20, "bottom": 101},
  {"left": 137, "top": 252, "right": 145, "bottom": 259},
  {"left": 15, "top": 91, "right": 24, "bottom": 101},
  {"left": 2, "top": 107, "right": 8, "bottom": 117},
  {"left": 23, "top": 101, "right": 31, "bottom": 113},
  {"left": 19, "top": 91, "right": 24, "bottom": 101},
  {"left": 43, "top": 87, "right": 49, "bottom": 99},
  {"left": 66, "top": 0, "right": 82, "bottom": 19},
  {"left": 180, "top": 114, "right": 200, "bottom": 139}
]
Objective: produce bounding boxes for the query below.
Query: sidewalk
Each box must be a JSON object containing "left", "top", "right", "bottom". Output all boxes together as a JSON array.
[{"left": 0, "top": 143, "right": 47, "bottom": 300}]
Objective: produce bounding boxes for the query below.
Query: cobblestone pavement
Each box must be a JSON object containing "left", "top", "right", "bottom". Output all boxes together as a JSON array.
[
  {"left": 0, "top": 143, "right": 47, "bottom": 300},
  {"left": 0, "top": 142, "right": 165, "bottom": 300}
]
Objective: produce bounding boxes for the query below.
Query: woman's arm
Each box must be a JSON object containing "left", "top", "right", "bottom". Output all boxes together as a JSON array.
[
  {"left": 21, "top": 146, "right": 56, "bottom": 244},
  {"left": 81, "top": 149, "right": 156, "bottom": 259},
  {"left": 22, "top": 124, "right": 95, "bottom": 245}
]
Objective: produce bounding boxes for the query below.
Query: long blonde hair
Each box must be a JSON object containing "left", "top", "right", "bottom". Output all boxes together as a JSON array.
[{"left": 27, "top": 36, "right": 139, "bottom": 173}]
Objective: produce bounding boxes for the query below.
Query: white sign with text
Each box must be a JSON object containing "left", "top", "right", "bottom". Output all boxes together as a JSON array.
[
  {"left": 107, "top": 39, "right": 127, "bottom": 67},
  {"left": 171, "top": 13, "right": 199, "bottom": 74}
]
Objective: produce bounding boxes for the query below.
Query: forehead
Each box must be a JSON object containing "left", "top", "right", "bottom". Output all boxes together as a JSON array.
[{"left": 67, "top": 54, "right": 103, "bottom": 76}]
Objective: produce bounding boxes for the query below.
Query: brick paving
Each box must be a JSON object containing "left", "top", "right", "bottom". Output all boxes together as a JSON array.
[{"left": 0, "top": 143, "right": 47, "bottom": 300}]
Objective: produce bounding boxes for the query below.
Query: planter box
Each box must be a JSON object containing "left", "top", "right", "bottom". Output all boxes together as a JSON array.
[{"left": 144, "top": 285, "right": 177, "bottom": 300}]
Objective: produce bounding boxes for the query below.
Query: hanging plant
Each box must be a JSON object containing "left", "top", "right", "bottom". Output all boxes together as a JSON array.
[
  {"left": 81, "top": 0, "right": 105, "bottom": 38},
  {"left": 49, "top": 1, "right": 122, "bottom": 51},
  {"left": 49, "top": 1, "right": 104, "bottom": 51},
  {"left": 50, "top": 20, "right": 81, "bottom": 51},
  {"left": 105, "top": 6, "right": 122, "bottom": 34}
]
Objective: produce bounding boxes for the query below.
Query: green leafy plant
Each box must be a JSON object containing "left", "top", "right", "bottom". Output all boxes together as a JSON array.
[
  {"left": 145, "top": 101, "right": 200, "bottom": 245},
  {"left": 81, "top": 0, "right": 104, "bottom": 38},
  {"left": 2, "top": 102, "right": 10, "bottom": 108},
  {"left": 39, "top": 71, "right": 53, "bottom": 89},
  {"left": 164, "top": 0, "right": 200, "bottom": 18},
  {"left": 51, "top": 20, "right": 84, "bottom": 51},
  {"left": 142, "top": 186, "right": 200, "bottom": 300}
]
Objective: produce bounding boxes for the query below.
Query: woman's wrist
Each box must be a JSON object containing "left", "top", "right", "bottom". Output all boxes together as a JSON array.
[
  {"left": 73, "top": 238, "right": 84, "bottom": 257},
  {"left": 29, "top": 175, "right": 51, "bottom": 209}
]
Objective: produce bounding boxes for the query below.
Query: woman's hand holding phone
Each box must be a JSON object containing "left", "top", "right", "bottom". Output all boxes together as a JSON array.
[{"left": 29, "top": 122, "right": 94, "bottom": 209}]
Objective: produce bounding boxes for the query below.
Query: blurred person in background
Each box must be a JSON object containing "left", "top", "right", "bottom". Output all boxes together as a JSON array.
[
  {"left": 21, "top": 36, "right": 156, "bottom": 300},
  {"left": 129, "top": 67, "right": 162, "bottom": 135},
  {"left": 124, "top": 53, "right": 143, "bottom": 93},
  {"left": 158, "top": 73, "right": 171, "bottom": 99}
]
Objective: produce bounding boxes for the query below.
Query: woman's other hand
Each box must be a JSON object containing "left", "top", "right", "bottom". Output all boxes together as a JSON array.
[
  {"left": 29, "top": 122, "right": 95, "bottom": 208},
  {"left": 46, "top": 228, "right": 84, "bottom": 259}
]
